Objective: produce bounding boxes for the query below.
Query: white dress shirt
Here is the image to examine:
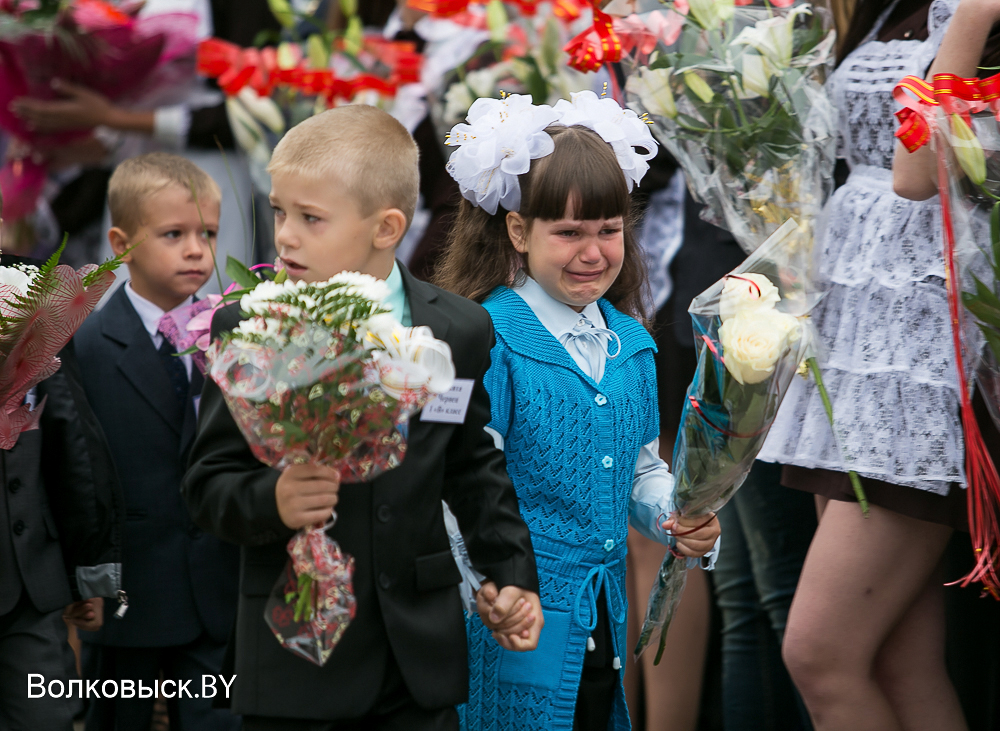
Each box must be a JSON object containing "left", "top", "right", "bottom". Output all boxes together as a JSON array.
[{"left": 125, "top": 283, "right": 195, "bottom": 380}]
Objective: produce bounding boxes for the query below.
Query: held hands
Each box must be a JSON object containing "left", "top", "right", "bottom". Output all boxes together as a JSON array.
[
  {"left": 275, "top": 464, "right": 341, "bottom": 530},
  {"left": 662, "top": 512, "right": 721, "bottom": 559},
  {"left": 476, "top": 582, "right": 544, "bottom": 652},
  {"left": 63, "top": 598, "right": 103, "bottom": 632}
]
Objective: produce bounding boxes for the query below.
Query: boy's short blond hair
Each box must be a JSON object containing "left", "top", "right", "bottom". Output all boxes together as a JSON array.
[
  {"left": 108, "top": 152, "right": 222, "bottom": 235},
  {"left": 267, "top": 105, "right": 420, "bottom": 227}
]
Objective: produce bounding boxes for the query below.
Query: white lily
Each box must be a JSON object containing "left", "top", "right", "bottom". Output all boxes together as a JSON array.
[
  {"left": 626, "top": 67, "right": 677, "bottom": 119},
  {"left": 237, "top": 87, "right": 285, "bottom": 135},
  {"left": 688, "top": 0, "right": 734, "bottom": 30},
  {"left": 731, "top": 6, "right": 811, "bottom": 71},
  {"left": 225, "top": 97, "right": 266, "bottom": 154},
  {"left": 739, "top": 51, "right": 772, "bottom": 98}
]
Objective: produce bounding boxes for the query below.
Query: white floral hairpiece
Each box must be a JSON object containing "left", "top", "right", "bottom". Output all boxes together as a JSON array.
[
  {"left": 444, "top": 94, "right": 561, "bottom": 215},
  {"left": 444, "top": 90, "right": 659, "bottom": 213},
  {"left": 552, "top": 90, "right": 658, "bottom": 192}
]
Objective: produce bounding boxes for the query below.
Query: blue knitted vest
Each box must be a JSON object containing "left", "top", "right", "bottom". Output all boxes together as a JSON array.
[{"left": 460, "top": 286, "right": 659, "bottom": 731}]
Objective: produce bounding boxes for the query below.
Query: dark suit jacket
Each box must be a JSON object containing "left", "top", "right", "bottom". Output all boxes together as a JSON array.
[
  {"left": 182, "top": 265, "right": 538, "bottom": 719},
  {"left": 0, "top": 341, "right": 124, "bottom": 617},
  {"left": 74, "top": 287, "right": 239, "bottom": 647}
]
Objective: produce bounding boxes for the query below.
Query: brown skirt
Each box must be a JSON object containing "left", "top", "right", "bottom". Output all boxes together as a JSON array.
[
  {"left": 781, "top": 389, "right": 1000, "bottom": 533},
  {"left": 781, "top": 465, "right": 969, "bottom": 531}
]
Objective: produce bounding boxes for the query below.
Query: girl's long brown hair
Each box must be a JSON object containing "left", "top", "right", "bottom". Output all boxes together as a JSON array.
[{"left": 434, "top": 124, "right": 651, "bottom": 323}]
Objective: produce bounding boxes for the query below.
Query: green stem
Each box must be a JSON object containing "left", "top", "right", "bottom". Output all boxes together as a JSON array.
[{"left": 807, "top": 357, "right": 869, "bottom": 515}]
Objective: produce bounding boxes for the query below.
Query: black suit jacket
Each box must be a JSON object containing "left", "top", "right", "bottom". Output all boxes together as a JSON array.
[
  {"left": 74, "top": 287, "right": 239, "bottom": 647},
  {"left": 182, "top": 265, "right": 538, "bottom": 719},
  {"left": 0, "top": 342, "right": 124, "bottom": 617}
]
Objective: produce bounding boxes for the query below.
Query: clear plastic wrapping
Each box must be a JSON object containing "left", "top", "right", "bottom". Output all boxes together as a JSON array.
[
  {"left": 623, "top": 2, "right": 837, "bottom": 253},
  {"left": 635, "top": 220, "right": 821, "bottom": 660}
]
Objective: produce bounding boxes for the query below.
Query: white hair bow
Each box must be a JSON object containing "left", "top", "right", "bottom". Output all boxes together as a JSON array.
[
  {"left": 445, "top": 94, "right": 561, "bottom": 215},
  {"left": 444, "top": 91, "right": 659, "bottom": 213}
]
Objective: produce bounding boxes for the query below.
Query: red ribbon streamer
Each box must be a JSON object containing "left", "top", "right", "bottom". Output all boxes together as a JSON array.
[{"left": 894, "top": 73, "right": 1000, "bottom": 597}]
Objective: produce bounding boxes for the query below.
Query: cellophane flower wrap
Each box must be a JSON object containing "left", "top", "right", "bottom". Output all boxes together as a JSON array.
[
  {"left": 206, "top": 272, "right": 455, "bottom": 666},
  {"left": 893, "top": 72, "right": 1000, "bottom": 595},
  {"left": 621, "top": 0, "right": 837, "bottom": 254},
  {"left": 635, "top": 220, "right": 820, "bottom": 661},
  {"left": 0, "top": 242, "right": 123, "bottom": 450},
  {"left": 0, "top": 0, "right": 200, "bottom": 220}
]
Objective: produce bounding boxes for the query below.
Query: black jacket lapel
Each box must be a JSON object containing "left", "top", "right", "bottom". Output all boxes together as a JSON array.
[
  {"left": 102, "top": 287, "right": 184, "bottom": 434},
  {"left": 399, "top": 262, "right": 450, "bottom": 341},
  {"left": 180, "top": 365, "right": 204, "bottom": 453}
]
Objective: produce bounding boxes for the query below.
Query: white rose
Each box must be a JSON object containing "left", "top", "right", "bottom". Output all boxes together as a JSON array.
[
  {"left": 717, "top": 309, "right": 801, "bottom": 385},
  {"left": 719, "top": 273, "right": 781, "bottom": 322}
]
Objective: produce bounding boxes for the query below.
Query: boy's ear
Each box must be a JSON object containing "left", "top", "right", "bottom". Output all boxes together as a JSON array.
[
  {"left": 372, "top": 208, "right": 408, "bottom": 252},
  {"left": 108, "top": 227, "right": 134, "bottom": 262},
  {"left": 507, "top": 212, "right": 528, "bottom": 254}
]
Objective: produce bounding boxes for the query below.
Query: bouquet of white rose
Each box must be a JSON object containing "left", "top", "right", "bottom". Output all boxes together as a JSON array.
[{"left": 635, "top": 220, "right": 830, "bottom": 660}]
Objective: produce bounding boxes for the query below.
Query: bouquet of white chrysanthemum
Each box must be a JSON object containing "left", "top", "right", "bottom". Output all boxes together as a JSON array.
[{"left": 207, "top": 270, "right": 455, "bottom": 666}]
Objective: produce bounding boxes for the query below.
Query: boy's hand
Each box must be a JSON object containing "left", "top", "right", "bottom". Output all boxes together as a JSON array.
[
  {"left": 63, "top": 598, "right": 103, "bottom": 632},
  {"left": 276, "top": 464, "right": 341, "bottom": 530},
  {"left": 476, "top": 582, "right": 544, "bottom": 652},
  {"left": 662, "top": 512, "right": 721, "bottom": 559}
]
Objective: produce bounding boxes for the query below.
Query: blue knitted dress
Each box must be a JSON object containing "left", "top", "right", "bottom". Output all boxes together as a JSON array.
[{"left": 460, "top": 286, "right": 659, "bottom": 731}]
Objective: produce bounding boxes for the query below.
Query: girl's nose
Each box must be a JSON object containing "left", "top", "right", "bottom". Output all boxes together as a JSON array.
[{"left": 578, "top": 238, "right": 603, "bottom": 263}]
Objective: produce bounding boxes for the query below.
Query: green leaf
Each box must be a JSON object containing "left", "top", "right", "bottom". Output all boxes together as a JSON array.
[
  {"left": 972, "top": 274, "right": 1000, "bottom": 312},
  {"left": 963, "top": 294, "right": 1000, "bottom": 330},
  {"left": 979, "top": 324, "right": 1000, "bottom": 363},
  {"left": 226, "top": 256, "right": 261, "bottom": 289}
]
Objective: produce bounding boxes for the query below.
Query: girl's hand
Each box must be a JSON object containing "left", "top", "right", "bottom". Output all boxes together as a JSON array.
[
  {"left": 476, "top": 582, "right": 544, "bottom": 651},
  {"left": 662, "top": 513, "right": 721, "bottom": 559}
]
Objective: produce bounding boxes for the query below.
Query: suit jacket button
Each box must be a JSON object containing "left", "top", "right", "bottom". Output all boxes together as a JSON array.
[
  {"left": 377, "top": 505, "right": 391, "bottom": 523},
  {"left": 378, "top": 573, "right": 391, "bottom": 590},
  {"left": 8, "top": 478, "right": 20, "bottom": 494},
  {"left": 12, "top": 520, "right": 24, "bottom": 536}
]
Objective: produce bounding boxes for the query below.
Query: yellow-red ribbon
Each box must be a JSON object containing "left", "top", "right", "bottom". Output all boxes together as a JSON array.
[{"left": 894, "top": 72, "right": 1000, "bottom": 152}]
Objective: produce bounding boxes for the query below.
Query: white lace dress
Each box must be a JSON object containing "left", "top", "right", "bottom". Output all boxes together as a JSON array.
[{"left": 757, "top": 0, "right": 963, "bottom": 495}]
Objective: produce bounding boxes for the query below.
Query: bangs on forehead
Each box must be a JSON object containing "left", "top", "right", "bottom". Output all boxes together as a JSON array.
[{"left": 519, "top": 125, "right": 630, "bottom": 221}]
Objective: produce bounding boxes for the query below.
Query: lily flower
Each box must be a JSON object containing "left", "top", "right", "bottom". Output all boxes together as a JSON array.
[
  {"left": 626, "top": 67, "right": 678, "bottom": 119},
  {"left": 951, "top": 114, "right": 987, "bottom": 186},
  {"left": 688, "top": 0, "right": 734, "bottom": 30},
  {"left": 684, "top": 71, "right": 715, "bottom": 103}
]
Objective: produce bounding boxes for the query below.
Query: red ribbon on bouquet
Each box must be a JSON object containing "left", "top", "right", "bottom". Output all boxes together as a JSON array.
[
  {"left": 565, "top": 1, "right": 623, "bottom": 72},
  {"left": 894, "top": 73, "right": 1000, "bottom": 598}
]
